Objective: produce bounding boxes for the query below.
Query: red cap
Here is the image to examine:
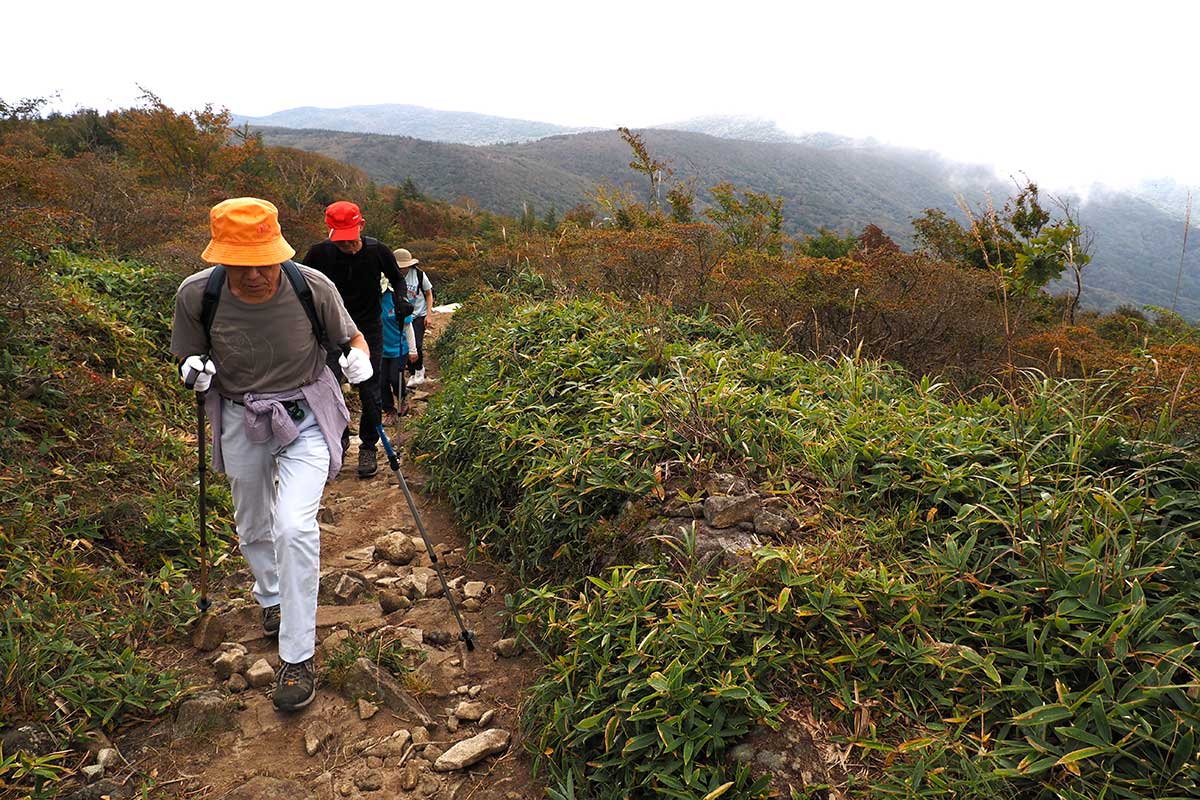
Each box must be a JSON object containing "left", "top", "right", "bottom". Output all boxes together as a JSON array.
[{"left": 325, "top": 200, "right": 363, "bottom": 242}]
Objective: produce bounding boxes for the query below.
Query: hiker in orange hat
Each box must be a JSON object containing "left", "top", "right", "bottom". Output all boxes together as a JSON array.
[
  {"left": 171, "top": 197, "right": 371, "bottom": 713},
  {"left": 301, "top": 201, "right": 406, "bottom": 479}
]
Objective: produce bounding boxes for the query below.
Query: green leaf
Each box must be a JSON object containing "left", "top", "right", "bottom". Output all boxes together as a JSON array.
[{"left": 1012, "top": 704, "right": 1073, "bottom": 726}]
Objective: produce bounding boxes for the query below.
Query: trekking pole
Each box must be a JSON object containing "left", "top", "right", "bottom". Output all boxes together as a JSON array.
[
  {"left": 376, "top": 424, "right": 475, "bottom": 651},
  {"left": 183, "top": 357, "right": 211, "bottom": 614}
]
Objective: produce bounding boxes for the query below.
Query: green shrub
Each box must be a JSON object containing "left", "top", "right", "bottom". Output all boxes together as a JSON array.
[
  {"left": 519, "top": 548, "right": 779, "bottom": 799},
  {"left": 416, "top": 293, "right": 1200, "bottom": 798},
  {"left": 1, "top": 254, "right": 232, "bottom": 789}
]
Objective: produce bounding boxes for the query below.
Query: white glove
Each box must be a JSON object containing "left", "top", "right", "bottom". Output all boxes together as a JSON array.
[
  {"left": 339, "top": 347, "right": 373, "bottom": 384},
  {"left": 180, "top": 355, "right": 215, "bottom": 392}
]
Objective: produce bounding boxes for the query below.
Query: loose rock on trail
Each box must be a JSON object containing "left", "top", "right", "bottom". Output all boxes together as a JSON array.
[{"left": 97, "top": 311, "right": 542, "bottom": 800}]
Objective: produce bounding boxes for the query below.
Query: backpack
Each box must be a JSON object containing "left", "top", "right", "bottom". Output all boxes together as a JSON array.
[{"left": 200, "top": 260, "right": 327, "bottom": 352}]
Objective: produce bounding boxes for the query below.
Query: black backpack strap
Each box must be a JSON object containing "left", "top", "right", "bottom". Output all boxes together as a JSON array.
[
  {"left": 407, "top": 267, "right": 425, "bottom": 301},
  {"left": 280, "top": 260, "right": 327, "bottom": 347},
  {"left": 200, "top": 265, "right": 226, "bottom": 353},
  {"left": 199, "top": 262, "right": 327, "bottom": 352}
]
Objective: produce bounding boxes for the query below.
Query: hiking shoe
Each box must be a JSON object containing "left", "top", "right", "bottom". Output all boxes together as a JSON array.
[
  {"left": 406, "top": 368, "right": 425, "bottom": 388},
  {"left": 272, "top": 658, "right": 316, "bottom": 712},
  {"left": 357, "top": 447, "right": 378, "bottom": 478},
  {"left": 262, "top": 605, "right": 280, "bottom": 637}
]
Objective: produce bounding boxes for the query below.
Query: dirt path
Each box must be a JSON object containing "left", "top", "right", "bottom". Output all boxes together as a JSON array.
[{"left": 105, "top": 311, "right": 543, "bottom": 800}]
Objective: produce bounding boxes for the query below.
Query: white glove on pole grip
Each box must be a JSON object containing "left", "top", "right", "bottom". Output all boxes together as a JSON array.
[
  {"left": 181, "top": 355, "right": 216, "bottom": 392},
  {"left": 339, "top": 347, "right": 373, "bottom": 384}
]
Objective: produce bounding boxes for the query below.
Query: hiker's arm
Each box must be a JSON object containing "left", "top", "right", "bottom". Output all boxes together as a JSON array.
[
  {"left": 348, "top": 332, "right": 369, "bottom": 357},
  {"left": 381, "top": 248, "right": 404, "bottom": 291},
  {"left": 404, "top": 320, "right": 417, "bottom": 362},
  {"left": 424, "top": 288, "right": 433, "bottom": 312}
]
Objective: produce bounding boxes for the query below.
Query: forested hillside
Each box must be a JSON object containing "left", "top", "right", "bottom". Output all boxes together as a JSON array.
[{"left": 256, "top": 125, "right": 1199, "bottom": 319}]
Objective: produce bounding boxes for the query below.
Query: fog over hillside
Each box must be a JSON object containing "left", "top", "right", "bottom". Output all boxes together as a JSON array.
[{"left": 249, "top": 106, "right": 1199, "bottom": 319}]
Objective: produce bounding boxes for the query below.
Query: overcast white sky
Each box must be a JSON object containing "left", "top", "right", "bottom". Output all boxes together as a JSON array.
[{"left": 4, "top": 0, "right": 1197, "bottom": 191}]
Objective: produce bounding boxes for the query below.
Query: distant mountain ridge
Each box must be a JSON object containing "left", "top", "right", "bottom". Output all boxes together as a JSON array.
[
  {"left": 233, "top": 103, "right": 596, "bottom": 145},
  {"left": 657, "top": 114, "right": 869, "bottom": 149},
  {"left": 252, "top": 120, "right": 1199, "bottom": 320}
]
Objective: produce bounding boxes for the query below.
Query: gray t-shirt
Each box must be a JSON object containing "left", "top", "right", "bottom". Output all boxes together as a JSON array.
[{"left": 171, "top": 265, "right": 359, "bottom": 397}]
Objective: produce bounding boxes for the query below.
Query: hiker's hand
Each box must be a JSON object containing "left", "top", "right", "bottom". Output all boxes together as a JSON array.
[
  {"left": 339, "top": 347, "right": 373, "bottom": 384},
  {"left": 407, "top": 352, "right": 418, "bottom": 363},
  {"left": 181, "top": 355, "right": 215, "bottom": 392}
]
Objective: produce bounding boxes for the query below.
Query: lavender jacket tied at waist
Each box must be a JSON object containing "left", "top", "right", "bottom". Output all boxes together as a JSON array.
[{"left": 204, "top": 366, "right": 350, "bottom": 481}]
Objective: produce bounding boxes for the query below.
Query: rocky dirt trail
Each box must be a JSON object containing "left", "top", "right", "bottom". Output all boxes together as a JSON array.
[{"left": 78, "top": 310, "right": 543, "bottom": 800}]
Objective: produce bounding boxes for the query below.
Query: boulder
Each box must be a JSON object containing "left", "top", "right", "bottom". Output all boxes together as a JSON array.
[
  {"left": 405, "top": 566, "right": 438, "bottom": 598},
  {"left": 453, "top": 701, "right": 486, "bottom": 722},
  {"left": 493, "top": 638, "right": 521, "bottom": 658},
  {"left": 319, "top": 570, "right": 368, "bottom": 605},
  {"left": 304, "top": 720, "right": 335, "bottom": 756},
  {"left": 754, "top": 509, "right": 791, "bottom": 536},
  {"left": 389, "top": 625, "right": 424, "bottom": 649},
  {"left": 223, "top": 776, "right": 310, "bottom": 800},
  {"left": 245, "top": 659, "right": 275, "bottom": 689},
  {"left": 340, "top": 657, "right": 433, "bottom": 726},
  {"left": 705, "top": 473, "right": 748, "bottom": 496},
  {"left": 318, "top": 628, "right": 352, "bottom": 661},
  {"left": 191, "top": 614, "right": 226, "bottom": 652},
  {"left": 1, "top": 723, "right": 56, "bottom": 757},
  {"left": 703, "top": 494, "right": 762, "bottom": 528},
  {"left": 362, "top": 728, "right": 412, "bottom": 757},
  {"left": 96, "top": 747, "right": 121, "bottom": 770},
  {"left": 374, "top": 531, "right": 417, "bottom": 565},
  {"left": 354, "top": 770, "right": 383, "bottom": 791},
  {"left": 212, "top": 649, "right": 246, "bottom": 680},
  {"left": 432, "top": 729, "right": 511, "bottom": 771},
  {"left": 174, "top": 691, "right": 237, "bottom": 738}
]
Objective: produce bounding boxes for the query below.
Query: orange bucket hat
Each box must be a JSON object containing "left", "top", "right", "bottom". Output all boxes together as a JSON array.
[{"left": 201, "top": 197, "right": 296, "bottom": 266}]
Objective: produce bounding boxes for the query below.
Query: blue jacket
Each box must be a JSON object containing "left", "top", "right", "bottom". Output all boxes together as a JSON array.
[{"left": 381, "top": 290, "right": 414, "bottom": 358}]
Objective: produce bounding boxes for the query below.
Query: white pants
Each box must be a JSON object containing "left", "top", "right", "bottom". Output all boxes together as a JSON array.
[{"left": 221, "top": 398, "right": 326, "bottom": 663}]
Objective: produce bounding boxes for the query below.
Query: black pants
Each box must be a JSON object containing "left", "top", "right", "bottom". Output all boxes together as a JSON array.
[
  {"left": 407, "top": 315, "right": 427, "bottom": 374},
  {"left": 381, "top": 356, "right": 408, "bottom": 413},
  {"left": 327, "top": 328, "right": 383, "bottom": 450}
]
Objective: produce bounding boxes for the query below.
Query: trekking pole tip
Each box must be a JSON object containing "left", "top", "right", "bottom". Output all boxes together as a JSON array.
[
  {"left": 463, "top": 630, "right": 476, "bottom": 651},
  {"left": 198, "top": 596, "right": 211, "bottom": 614}
]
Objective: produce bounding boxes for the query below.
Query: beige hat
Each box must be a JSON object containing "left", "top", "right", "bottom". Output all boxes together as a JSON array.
[{"left": 393, "top": 248, "right": 420, "bottom": 268}]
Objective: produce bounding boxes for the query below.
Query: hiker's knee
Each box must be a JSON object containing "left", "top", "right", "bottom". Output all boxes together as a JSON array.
[{"left": 274, "top": 506, "right": 320, "bottom": 552}]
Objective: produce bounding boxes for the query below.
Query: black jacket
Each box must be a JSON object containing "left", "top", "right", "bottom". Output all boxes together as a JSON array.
[{"left": 301, "top": 237, "right": 403, "bottom": 333}]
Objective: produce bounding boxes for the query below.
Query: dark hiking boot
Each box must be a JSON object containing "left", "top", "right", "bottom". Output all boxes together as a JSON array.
[
  {"left": 272, "top": 657, "right": 316, "bottom": 712},
  {"left": 262, "top": 605, "right": 280, "bottom": 637},
  {"left": 357, "top": 447, "right": 378, "bottom": 478}
]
